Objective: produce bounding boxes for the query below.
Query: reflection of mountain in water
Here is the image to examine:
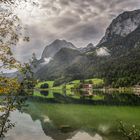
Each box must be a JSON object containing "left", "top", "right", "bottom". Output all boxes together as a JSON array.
[
  {"left": 22, "top": 100, "right": 140, "bottom": 140},
  {"left": 24, "top": 106, "right": 82, "bottom": 140},
  {"left": 24, "top": 109, "right": 104, "bottom": 140},
  {"left": 23, "top": 102, "right": 100, "bottom": 140},
  {"left": 7, "top": 110, "right": 104, "bottom": 140},
  {"left": 67, "top": 132, "right": 103, "bottom": 140}
]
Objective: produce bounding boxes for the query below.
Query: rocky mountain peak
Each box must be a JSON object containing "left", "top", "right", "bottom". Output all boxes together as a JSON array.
[
  {"left": 41, "top": 39, "right": 76, "bottom": 60},
  {"left": 99, "top": 9, "right": 140, "bottom": 44},
  {"left": 87, "top": 43, "right": 94, "bottom": 48},
  {"left": 79, "top": 43, "right": 95, "bottom": 53}
]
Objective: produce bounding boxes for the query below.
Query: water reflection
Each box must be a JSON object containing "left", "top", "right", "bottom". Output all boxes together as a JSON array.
[
  {"left": 4, "top": 111, "right": 53, "bottom": 140},
  {"left": 0, "top": 95, "right": 28, "bottom": 138},
  {"left": 2, "top": 110, "right": 107, "bottom": 140},
  {"left": 2, "top": 102, "right": 140, "bottom": 140},
  {"left": 67, "top": 132, "right": 102, "bottom": 140},
  {"left": 3, "top": 111, "right": 103, "bottom": 140},
  {"left": 2, "top": 89, "right": 140, "bottom": 140},
  {"left": 37, "top": 90, "right": 140, "bottom": 105},
  {"left": 40, "top": 90, "right": 49, "bottom": 96}
]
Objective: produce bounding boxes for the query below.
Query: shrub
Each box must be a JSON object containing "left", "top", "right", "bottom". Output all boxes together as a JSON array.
[{"left": 40, "top": 83, "right": 49, "bottom": 89}]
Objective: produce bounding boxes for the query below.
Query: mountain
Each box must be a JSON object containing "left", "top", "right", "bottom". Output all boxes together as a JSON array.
[
  {"left": 96, "top": 10, "right": 140, "bottom": 86},
  {"left": 35, "top": 48, "right": 82, "bottom": 81},
  {"left": 97, "top": 10, "right": 140, "bottom": 57},
  {"left": 35, "top": 43, "right": 110, "bottom": 85},
  {"left": 32, "top": 39, "right": 77, "bottom": 72},
  {"left": 35, "top": 9, "right": 140, "bottom": 87},
  {"left": 41, "top": 39, "right": 76, "bottom": 62},
  {"left": 99, "top": 9, "right": 140, "bottom": 45}
]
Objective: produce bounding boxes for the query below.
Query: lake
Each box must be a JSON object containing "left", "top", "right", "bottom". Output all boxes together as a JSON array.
[{"left": 3, "top": 90, "right": 140, "bottom": 140}]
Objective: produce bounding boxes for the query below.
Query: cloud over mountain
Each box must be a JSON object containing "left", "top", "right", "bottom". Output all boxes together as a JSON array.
[{"left": 13, "top": 0, "right": 140, "bottom": 62}]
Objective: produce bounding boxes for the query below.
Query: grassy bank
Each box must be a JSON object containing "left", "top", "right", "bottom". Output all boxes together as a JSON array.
[{"left": 35, "top": 78, "right": 104, "bottom": 90}]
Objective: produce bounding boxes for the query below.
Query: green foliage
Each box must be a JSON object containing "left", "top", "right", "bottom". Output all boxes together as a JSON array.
[
  {"left": 119, "top": 121, "right": 140, "bottom": 140},
  {"left": 36, "top": 81, "right": 54, "bottom": 89},
  {"left": 0, "top": 0, "right": 37, "bottom": 137}
]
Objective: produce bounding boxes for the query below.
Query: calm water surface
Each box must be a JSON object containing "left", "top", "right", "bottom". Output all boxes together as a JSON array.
[{"left": 3, "top": 90, "right": 140, "bottom": 140}]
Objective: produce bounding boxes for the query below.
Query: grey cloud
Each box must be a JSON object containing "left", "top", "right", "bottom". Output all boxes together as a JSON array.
[
  {"left": 67, "top": 24, "right": 100, "bottom": 40},
  {"left": 53, "top": 17, "right": 80, "bottom": 29},
  {"left": 59, "top": 0, "right": 70, "bottom": 6},
  {"left": 13, "top": 0, "right": 140, "bottom": 62}
]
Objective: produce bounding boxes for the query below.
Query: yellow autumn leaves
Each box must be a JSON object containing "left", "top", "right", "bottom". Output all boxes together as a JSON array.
[{"left": 0, "top": 77, "right": 20, "bottom": 94}]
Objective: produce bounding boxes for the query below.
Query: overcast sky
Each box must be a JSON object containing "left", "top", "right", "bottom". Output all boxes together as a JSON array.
[{"left": 12, "top": 0, "right": 140, "bottom": 62}]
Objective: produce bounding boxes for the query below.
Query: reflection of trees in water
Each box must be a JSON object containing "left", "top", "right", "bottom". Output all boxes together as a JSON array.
[
  {"left": 40, "top": 91, "right": 49, "bottom": 96},
  {"left": 103, "top": 93, "right": 140, "bottom": 105},
  {"left": 70, "top": 89, "right": 140, "bottom": 105},
  {"left": 36, "top": 89, "right": 140, "bottom": 105}
]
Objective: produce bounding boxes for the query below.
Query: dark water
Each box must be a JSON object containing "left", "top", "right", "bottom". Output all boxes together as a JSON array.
[{"left": 3, "top": 90, "right": 140, "bottom": 140}]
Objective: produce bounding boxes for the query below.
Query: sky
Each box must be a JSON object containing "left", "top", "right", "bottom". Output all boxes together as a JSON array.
[{"left": 12, "top": 0, "right": 140, "bottom": 62}]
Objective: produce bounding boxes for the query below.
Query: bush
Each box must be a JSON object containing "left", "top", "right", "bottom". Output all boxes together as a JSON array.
[{"left": 40, "top": 83, "right": 49, "bottom": 89}]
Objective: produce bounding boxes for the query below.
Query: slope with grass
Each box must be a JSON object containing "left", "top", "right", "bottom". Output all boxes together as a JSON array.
[{"left": 35, "top": 78, "right": 104, "bottom": 90}]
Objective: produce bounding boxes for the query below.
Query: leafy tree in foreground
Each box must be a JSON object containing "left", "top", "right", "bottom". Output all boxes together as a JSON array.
[{"left": 0, "top": 0, "right": 37, "bottom": 138}]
